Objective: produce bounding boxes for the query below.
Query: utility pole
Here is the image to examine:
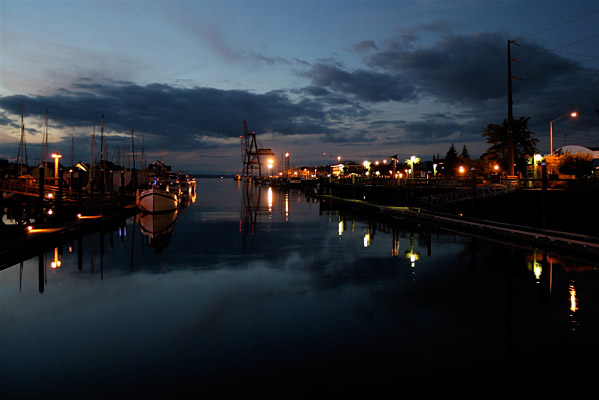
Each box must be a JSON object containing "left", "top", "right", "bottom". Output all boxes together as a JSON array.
[{"left": 507, "top": 40, "right": 516, "bottom": 176}]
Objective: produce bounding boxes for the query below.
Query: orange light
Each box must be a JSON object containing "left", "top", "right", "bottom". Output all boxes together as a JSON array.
[
  {"left": 27, "top": 225, "right": 34, "bottom": 231},
  {"left": 571, "top": 112, "right": 577, "bottom": 117}
]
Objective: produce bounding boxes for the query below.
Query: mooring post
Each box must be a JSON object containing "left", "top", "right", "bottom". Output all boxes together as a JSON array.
[
  {"left": 541, "top": 162, "right": 547, "bottom": 229},
  {"left": 471, "top": 168, "right": 476, "bottom": 216},
  {"left": 58, "top": 168, "right": 64, "bottom": 209},
  {"left": 38, "top": 165, "right": 45, "bottom": 222},
  {"left": 38, "top": 253, "right": 45, "bottom": 294}
]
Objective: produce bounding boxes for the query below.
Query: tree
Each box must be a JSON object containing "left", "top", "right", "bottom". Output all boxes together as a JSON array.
[
  {"left": 443, "top": 144, "right": 459, "bottom": 176},
  {"left": 558, "top": 152, "right": 593, "bottom": 178},
  {"left": 461, "top": 145, "right": 470, "bottom": 159},
  {"left": 482, "top": 116, "right": 538, "bottom": 175}
]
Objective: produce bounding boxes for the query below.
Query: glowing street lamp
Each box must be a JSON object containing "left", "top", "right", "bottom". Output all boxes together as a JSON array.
[
  {"left": 267, "top": 158, "right": 274, "bottom": 175},
  {"left": 405, "top": 155, "right": 420, "bottom": 178},
  {"left": 550, "top": 112, "right": 577, "bottom": 155},
  {"left": 363, "top": 160, "right": 371, "bottom": 176},
  {"left": 51, "top": 153, "right": 62, "bottom": 178}
]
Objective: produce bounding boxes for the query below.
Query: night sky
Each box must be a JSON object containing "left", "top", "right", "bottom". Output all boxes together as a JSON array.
[{"left": 1, "top": 1, "right": 597, "bottom": 174}]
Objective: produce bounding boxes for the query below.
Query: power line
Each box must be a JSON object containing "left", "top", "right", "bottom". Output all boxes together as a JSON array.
[
  {"left": 513, "top": 58, "right": 599, "bottom": 72},
  {"left": 516, "top": 9, "right": 598, "bottom": 40},
  {"left": 517, "top": 76, "right": 599, "bottom": 85},
  {"left": 549, "top": 34, "right": 599, "bottom": 51}
]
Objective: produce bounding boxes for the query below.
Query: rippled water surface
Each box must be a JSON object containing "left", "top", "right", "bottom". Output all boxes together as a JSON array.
[{"left": 1, "top": 178, "right": 598, "bottom": 397}]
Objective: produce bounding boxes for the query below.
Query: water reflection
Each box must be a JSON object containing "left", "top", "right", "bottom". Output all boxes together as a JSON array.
[
  {"left": 137, "top": 210, "right": 178, "bottom": 252},
  {"left": 2, "top": 180, "right": 599, "bottom": 396}
]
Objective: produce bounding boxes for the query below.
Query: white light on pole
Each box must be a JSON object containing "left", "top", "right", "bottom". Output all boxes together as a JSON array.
[{"left": 550, "top": 112, "right": 577, "bottom": 155}]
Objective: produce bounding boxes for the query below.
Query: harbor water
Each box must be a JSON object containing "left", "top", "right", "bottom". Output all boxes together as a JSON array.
[{"left": 1, "top": 178, "right": 598, "bottom": 397}]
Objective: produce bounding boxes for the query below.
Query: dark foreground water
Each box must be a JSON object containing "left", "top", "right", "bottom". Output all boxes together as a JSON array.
[{"left": 1, "top": 178, "right": 598, "bottom": 397}]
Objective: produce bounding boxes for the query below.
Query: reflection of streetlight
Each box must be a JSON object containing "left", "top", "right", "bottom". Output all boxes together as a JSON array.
[
  {"left": 51, "top": 247, "right": 61, "bottom": 268},
  {"left": 405, "top": 235, "right": 420, "bottom": 267},
  {"left": 52, "top": 153, "right": 62, "bottom": 178},
  {"left": 550, "top": 112, "right": 577, "bottom": 155}
]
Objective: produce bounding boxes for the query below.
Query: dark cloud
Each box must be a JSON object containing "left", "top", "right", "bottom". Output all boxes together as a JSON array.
[
  {"left": 0, "top": 81, "right": 346, "bottom": 146},
  {"left": 302, "top": 63, "right": 417, "bottom": 103},
  {"left": 300, "top": 30, "right": 597, "bottom": 148},
  {"left": 351, "top": 40, "right": 378, "bottom": 54}
]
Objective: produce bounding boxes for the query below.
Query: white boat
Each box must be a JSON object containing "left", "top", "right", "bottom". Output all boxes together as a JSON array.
[{"left": 137, "top": 187, "right": 178, "bottom": 213}]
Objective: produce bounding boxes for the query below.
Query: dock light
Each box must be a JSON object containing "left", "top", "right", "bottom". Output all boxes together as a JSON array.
[
  {"left": 47, "top": 193, "right": 54, "bottom": 198},
  {"left": 51, "top": 153, "right": 62, "bottom": 178},
  {"left": 48, "top": 209, "right": 53, "bottom": 215},
  {"left": 550, "top": 111, "right": 578, "bottom": 155},
  {"left": 27, "top": 225, "right": 34, "bottom": 232},
  {"left": 494, "top": 164, "right": 499, "bottom": 171},
  {"left": 459, "top": 166, "right": 465, "bottom": 174}
]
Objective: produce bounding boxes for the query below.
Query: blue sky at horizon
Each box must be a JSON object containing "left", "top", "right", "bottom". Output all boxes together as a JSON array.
[{"left": 1, "top": 0, "right": 597, "bottom": 174}]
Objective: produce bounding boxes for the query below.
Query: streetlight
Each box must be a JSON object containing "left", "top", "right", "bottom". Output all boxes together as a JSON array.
[
  {"left": 405, "top": 155, "right": 420, "bottom": 178},
  {"left": 550, "top": 112, "right": 577, "bottom": 155},
  {"left": 51, "top": 153, "right": 62, "bottom": 178},
  {"left": 267, "top": 158, "right": 274, "bottom": 176}
]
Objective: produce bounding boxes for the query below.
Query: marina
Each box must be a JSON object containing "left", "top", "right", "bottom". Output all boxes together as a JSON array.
[{"left": 1, "top": 178, "right": 598, "bottom": 397}]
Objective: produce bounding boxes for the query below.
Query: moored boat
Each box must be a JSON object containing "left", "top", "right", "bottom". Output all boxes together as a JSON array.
[{"left": 137, "top": 186, "right": 178, "bottom": 213}]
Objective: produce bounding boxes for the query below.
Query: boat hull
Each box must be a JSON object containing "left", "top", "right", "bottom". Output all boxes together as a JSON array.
[{"left": 137, "top": 188, "right": 178, "bottom": 213}]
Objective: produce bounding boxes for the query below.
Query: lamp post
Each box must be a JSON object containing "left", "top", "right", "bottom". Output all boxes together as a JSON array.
[
  {"left": 550, "top": 112, "right": 577, "bottom": 155},
  {"left": 406, "top": 155, "right": 420, "bottom": 178},
  {"left": 51, "top": 153, "right": 62, "bottom": 179}
]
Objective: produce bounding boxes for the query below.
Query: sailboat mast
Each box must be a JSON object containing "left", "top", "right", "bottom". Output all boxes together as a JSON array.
[
  {"left": 44, "top": 109, "right": 49, "bottom": 165},
  {"left": 130, "top": 125, "right": 136, "bottom": 171},
  {"left": 17, "top": 101, "right": 28, "bottom": 176},
  {"left": 100, "top": 115, "right": 105, "bottom": 165}
]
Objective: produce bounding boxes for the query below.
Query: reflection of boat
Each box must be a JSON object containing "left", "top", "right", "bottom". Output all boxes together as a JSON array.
[{"left": 137, "top": 210, "right": 178, "bottom": 250}]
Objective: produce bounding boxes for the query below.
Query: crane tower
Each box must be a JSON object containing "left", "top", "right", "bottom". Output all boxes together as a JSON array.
[{"left": 241, "top": 120, "right": 274, "bottom": 180}]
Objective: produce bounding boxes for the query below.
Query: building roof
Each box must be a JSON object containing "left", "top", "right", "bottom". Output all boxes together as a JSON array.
[{"left": 555, "top": 145, "right": 599, "bottom": 159}]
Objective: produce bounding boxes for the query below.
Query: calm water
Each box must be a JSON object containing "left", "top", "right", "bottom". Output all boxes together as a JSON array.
[{"left": 1, "top": 178, "right": 598, "bottom": 397}]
